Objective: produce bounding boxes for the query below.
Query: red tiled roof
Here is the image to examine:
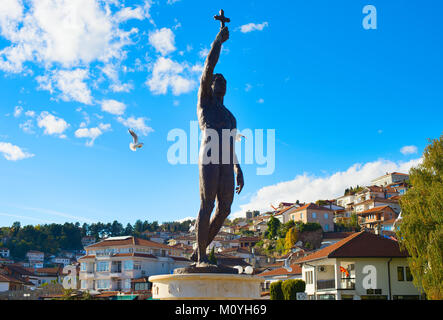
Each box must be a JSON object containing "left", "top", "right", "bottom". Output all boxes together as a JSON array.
[
  {"left": 86, "top": 237, "right": 171, "bottom": 250},
  {"left": 292, "top": 203, "right": 334, "bottom": 213},
  {"left": 358, "top": 205, "right": 395, "bottom": 216},
  {"left": 274, "top": 206, "right": 296, "bottom": 216},
  {"left": 0, "top": 273, "right": 25, "bottom": 283},
  {"left": 296, "top": 231, "right": 408, "bottom": 263},
  {"left": 258, "top": 264, "right": 302, "bottom": 277},
  {"left": 237, "top": 236, "right": 260, "bottom": 242},
  {"left": 112, "top": 253, "right": 158, "bottom": 259}
]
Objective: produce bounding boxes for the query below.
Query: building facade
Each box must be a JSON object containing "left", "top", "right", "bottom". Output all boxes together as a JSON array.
[{"left": 78, "top": 236, "right": 190, "bottom": 292}]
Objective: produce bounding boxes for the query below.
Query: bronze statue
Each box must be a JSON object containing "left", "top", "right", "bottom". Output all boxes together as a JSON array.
[{"left": 190, "top": 10, "right": 244, "bottom": 267}]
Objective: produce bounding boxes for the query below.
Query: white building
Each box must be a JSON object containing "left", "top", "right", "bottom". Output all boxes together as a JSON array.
[
  {"left": 297, "top": 231, "right": 423, "bottom": 300},
  {"left": 78, "top": 236, "right": 190, "bottom": 292},
  {"left": 52, "top": 257, "right": 72, "bottom": 266},
  {"left": 372, "top": 172, "right": 409, "bottom": 187},
  {"left": 335, "top": 194, "right": 357, "bottom": 209}
]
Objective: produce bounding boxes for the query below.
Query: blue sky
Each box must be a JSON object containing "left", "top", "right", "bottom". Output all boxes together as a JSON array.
[{"left": 0, "top": 0, "right": 442, "bottom": 227}]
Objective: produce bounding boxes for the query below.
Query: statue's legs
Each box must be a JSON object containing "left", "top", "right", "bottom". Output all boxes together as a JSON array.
[
  {"left": 208, "top": 164, "right": 235, "bottom": 243},
  {"left": 191, "top": 164, "right": 234, "bottom": 263},
  {"left": 195, "top": 163, "right": 219, "bottom": 264}
]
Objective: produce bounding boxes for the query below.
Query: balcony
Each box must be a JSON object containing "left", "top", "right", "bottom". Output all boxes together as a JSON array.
[
  {"left": 339, "top": 278, "right": 356, "bottom": 290},
  {"left": 317, "top": 279, "right": 335, "bottom": 291}
]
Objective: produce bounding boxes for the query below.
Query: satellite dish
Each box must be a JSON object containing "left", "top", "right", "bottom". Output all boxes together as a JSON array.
[
  {"left": 244, "top": 266, "right": 253, "bottom": 274},
  {"left": 233, "top": 266, "right": 243, "bottom": 274}
]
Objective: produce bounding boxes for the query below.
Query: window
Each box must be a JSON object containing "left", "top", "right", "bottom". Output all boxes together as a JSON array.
[
  {"left": 398, "top": 266, "right": 413, "bottom": 282},
  {"left": 81, "top": 280, "right": 87, "bottom": 289},
  {"left": 96, "top": 261, "right": 109, "bottom": 272},
  {"left": 312, "top": 212, "right": 317, "bottom": 218},
  {"left": 397, "top": 267, "right": 405, "bottom": 281},
  {"left": 96, "top": 279, "right": 110, "bottom": 289},
  {"left": 300, "top": 213, "right": 303, "bottom": 219},
  {"left": 124, "top": 260, "right": 134, "bottom": 270},
  {"left": 134, "top": 262, "right": 141, "bottom": 270},
  {"left": 81, "top": 262, "right": 87, "bottom": 271},
  {"left": 124, "top": 279, "right": 131, "bottom": 289},
  {"left": 324, "top": 213, "right": 328, "bottom": 219},
  {"left": 324, "top": 224, "right": 329, "bottom": 231},
  {"left": 305, "top": 271, "right": 313, "bottom": 284}
]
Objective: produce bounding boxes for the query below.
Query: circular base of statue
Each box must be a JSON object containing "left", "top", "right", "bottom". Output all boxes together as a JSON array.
[{"left": 148, "top": 273, "right": 264, "bottom": 300}]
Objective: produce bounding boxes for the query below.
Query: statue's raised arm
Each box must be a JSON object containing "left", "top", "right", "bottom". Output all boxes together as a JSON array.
[{"left": 198, "top": 26, "right": 229, "bottom": 102}]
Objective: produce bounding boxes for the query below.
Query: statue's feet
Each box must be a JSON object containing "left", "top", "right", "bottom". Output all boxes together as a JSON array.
[{"left": 190, "top": 249, "right": 198, "bottom": 262}]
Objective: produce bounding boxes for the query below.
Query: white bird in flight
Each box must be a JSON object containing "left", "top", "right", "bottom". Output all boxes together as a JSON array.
[{"left": 128, "top": 129, "right": 143, "bottom": 151}]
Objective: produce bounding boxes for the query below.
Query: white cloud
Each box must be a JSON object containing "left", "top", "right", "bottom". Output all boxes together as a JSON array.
[
  {"left": 25, "top": 110, "right": 35, "bottom": 117},
  {"left": 400, "top": 145, "right": 418, "bottom": 155},
  {"left": 101, "top": 99, "right": 126, "bottom": 115},
  {"left": 149, "top": 28, "right": 176, "bottom": 56},
  {"left": 37, "top": 69, "right": 93, "bottom": 105},
  {"left": 0, "top": 142, "right": 34, "bottom": 161},
  {"left": 114, "top": 6, "right": 145, "bottom": 23},
  {"left": 0, "top": 0, "right": 137, "bottom": 72},
  {"left": 257, "top": 98, "right": 264, "bottom": 104},
  {"left": 146, "top": 57, "right": 196, "bottom": 95},
  {"left": 191, "top": 63, "right": 204, "bottom": 73},
  {"left": 13, "top": 105, "right": 23, "bottom": 117},
  {"left": 37, "top": 111, "right": 69, "bottom": 137},
  {"left": 199, "top": 47, "right": 209, "bottom": 59},
  {"left": 19, "top": 119, "right": 35, "bottom": 134},
  {"left": 0, "top": 0, "right": 147, "bottom": 102},
  {"left": 167, "top": 0, "right": 181, "bottom": 4},
  {"left": 117, "top": 116, "right": 153, "bottom": 136},
  {"left": 239, "top": 22, "right": 269, "bottom": 33},
  {"left": 100, "top": 63, "right": 133, "bottom": 93},
  {"left": 231, "top": 158, "right": 422, "bottom": 218},
  {"left": 74, "top": 123, "right": 110, "bottom": 146}
]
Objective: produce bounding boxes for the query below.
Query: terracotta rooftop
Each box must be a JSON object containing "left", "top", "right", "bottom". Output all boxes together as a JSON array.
[
  {"left": 292, "top": 203, "right": 334, "bottom": 213},
  {"left": 357, "top": 205, "right": 395, "bottom": 216},
  {"left": 258, "top": 264, "right": 302, "bottom": 277},
  {"left": 295, "top": 231, "right": 408, "bottom": 264},
  {"left": 86, "top": 236, "right": 171, "bottom": 250}
]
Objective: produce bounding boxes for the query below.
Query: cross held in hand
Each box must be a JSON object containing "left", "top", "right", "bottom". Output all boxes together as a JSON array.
[{"left": 214, "top": 9, "right": 230, "bottom": 29}]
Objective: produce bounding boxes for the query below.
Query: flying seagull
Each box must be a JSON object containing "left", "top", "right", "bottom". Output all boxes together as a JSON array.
[{"left": 128, "top": 129, "right": 143, "bottom": 151}]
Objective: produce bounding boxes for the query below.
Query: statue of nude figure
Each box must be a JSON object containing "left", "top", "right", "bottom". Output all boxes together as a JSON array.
[{"left": 191, "top": 26, "right": 244, "bottom": 266}]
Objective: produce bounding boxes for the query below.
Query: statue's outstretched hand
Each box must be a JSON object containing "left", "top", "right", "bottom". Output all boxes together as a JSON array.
[
  {"left": 216, "top": 27, "right": 229, "bottom": 44},
  {"left": 235, "top": 169, "right": 244, "bottom": 194}
]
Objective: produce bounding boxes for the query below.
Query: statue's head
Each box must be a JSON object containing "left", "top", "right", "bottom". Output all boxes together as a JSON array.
[{"left": 212, "top": 73, "right": 226, "bottom": 97}]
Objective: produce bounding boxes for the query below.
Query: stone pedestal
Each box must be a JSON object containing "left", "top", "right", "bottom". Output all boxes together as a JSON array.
[{"left": 148, "top": 273, "right": 264, "bottom": 300}]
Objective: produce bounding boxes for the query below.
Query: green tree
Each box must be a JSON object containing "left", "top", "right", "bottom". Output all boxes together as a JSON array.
[
  {"left": 270, "top": 280, "right": 284, "bottom": 300},
  {"left": 397, "top": 135, "right": 443, "bottom": 300},
  {"left": 208, "top": 247, "right": 217, "bottom": 265},
  {"left": 281, "top": 279, "right": 306, "bottom": 300},
  {"left": 267, "top": 216, "right": 281, "bottom": 240}
]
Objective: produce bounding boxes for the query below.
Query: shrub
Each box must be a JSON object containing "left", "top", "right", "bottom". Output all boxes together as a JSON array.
[
  {"left": 281, "top": 279, "right": 306, "bottom": 300},
  {"left": 208, "top": 247, "right": 217, "bottom": 265},
  {"left": 270, "top": 280, "right": 284, "bottom": 300}
]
